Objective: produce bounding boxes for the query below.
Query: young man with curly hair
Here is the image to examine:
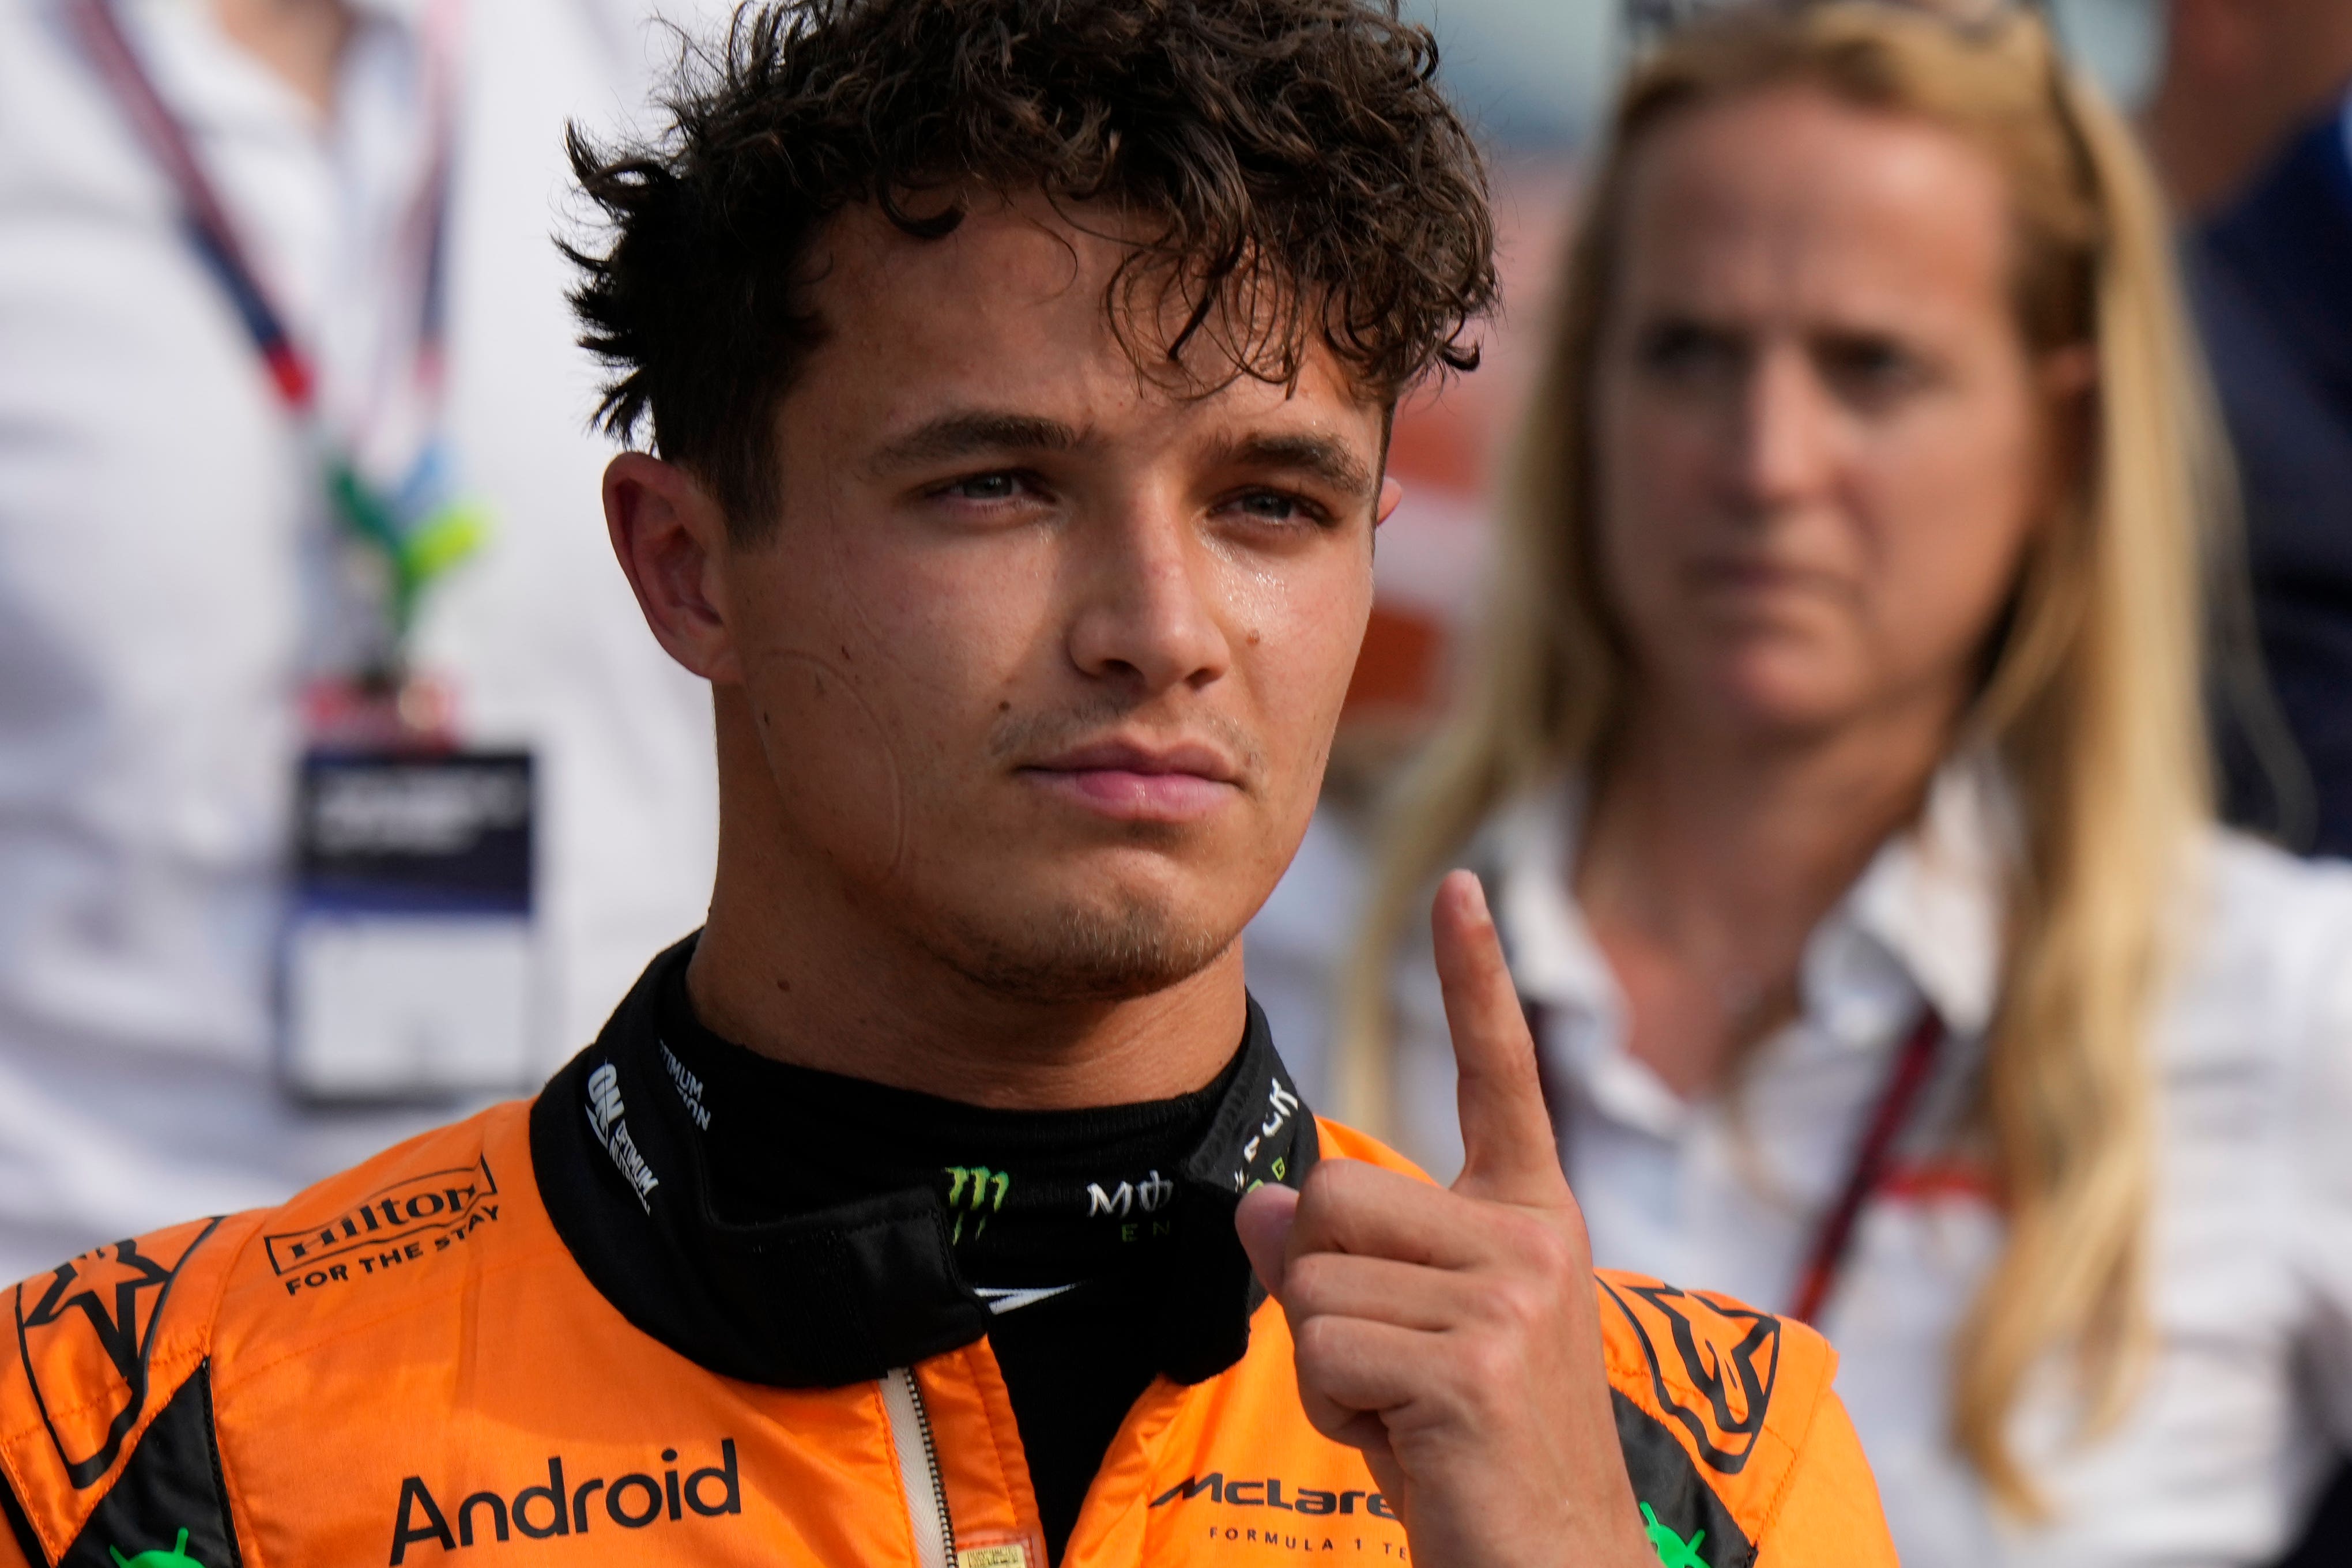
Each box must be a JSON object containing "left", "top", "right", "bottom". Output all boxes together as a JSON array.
[{"left": 0, "top": 3, "right": 1895, "bottom": 1565}]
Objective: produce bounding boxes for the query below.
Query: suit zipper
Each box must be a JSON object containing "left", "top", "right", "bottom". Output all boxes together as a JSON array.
[{"left": 884, "top": 1366, "right": 956, "bottom": 1568}]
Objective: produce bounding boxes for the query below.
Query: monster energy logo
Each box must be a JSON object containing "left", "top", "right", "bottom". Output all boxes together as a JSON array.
[
  {"left": 1085, "top": 1169, "right": 1175, "bottom": 1219},
  {"left": 944, "top": 1167, "right": 1009, "bottom": 1242}
]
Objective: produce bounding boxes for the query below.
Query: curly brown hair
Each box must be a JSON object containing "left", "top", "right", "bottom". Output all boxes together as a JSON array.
[{"left": 565, "top": 0, "right": 1498, "bottom": 536}]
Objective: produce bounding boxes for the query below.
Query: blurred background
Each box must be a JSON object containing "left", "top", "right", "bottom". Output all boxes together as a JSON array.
[
  {"left": 1250, "top": 7, "right": 2352, "bottom": 1563},
  {"left": 1324, "top": 0, "right": 2168, "bottom": 760},
  {"left": 1252, "top": 0, "right": 2330, "bottom": 1095}
]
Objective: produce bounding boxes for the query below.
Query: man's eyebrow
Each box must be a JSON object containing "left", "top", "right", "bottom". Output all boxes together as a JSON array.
[
  {"left": 1204, "top": 431, "right": 1378, "bottom": 500},
  {"left": 866, "top": 411, "right": 1084, "bottom": 477}
]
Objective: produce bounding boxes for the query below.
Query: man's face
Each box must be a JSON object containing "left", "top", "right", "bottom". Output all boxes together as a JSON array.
[{"left": 704, "top": 197, "right": 1387, "bottom": 1001}]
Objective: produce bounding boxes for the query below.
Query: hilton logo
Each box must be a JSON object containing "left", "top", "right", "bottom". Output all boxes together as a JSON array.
[{"left": 265, "top": 1157, "right": 499, "bottom": 1278}]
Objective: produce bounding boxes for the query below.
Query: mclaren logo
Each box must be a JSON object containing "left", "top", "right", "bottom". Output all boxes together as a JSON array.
[
  {"left": 1148, "top": 1474, "right": 1397, "bottom": 1518},
  {"left": 14, "top": 1216, "right": 222, "bottom": 1488}
]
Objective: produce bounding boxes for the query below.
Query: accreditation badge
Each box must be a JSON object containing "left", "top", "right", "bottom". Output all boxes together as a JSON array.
[
  {"left": 277, "top": 405, "right": 526, "bottom": 1100},
  {"left": 279, "top": 682, "right": 540, "bottom": 1101}
]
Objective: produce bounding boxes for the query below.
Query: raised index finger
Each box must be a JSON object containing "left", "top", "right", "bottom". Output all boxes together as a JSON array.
[{"left": 1433, "top": 869, "right": 1567, "bottom": 1208}]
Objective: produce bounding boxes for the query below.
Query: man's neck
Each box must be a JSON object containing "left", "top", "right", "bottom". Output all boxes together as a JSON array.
[{"left": 685, "top": 693, "right": 1248, "bottom": 1111}]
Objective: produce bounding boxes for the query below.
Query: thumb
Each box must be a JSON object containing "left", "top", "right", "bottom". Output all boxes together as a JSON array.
[
  {"left": 1235, "top": 1181, "right": 1302, "bottom": 1299},
  {"left": 1434, "top": 869, "right": 1566, "bottom": 1207}
]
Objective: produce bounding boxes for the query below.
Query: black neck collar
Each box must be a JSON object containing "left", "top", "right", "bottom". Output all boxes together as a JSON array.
[{"left": 530, "top": 937, "right": 1320, "bottom": 1389}]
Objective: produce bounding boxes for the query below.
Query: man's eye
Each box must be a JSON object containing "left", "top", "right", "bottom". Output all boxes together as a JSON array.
[
  {"left": 944, "top": 472, "right": 1024, "bottom": 502},
  {"left": 1227, "top": 489, "right": 1326, "bottom": 526}
]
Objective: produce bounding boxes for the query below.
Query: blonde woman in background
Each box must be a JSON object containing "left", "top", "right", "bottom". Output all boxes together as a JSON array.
[{"left": 1336, "top": 2, "right": 2352, "bottom": 1562}]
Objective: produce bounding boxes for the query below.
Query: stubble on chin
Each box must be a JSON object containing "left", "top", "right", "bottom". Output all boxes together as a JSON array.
[
  {"left": 928, "top": 883, "right": 1237, "bottom": 1003},
  {"left": 943, "top": 703, "right": 1263, "bottom": 1001}
]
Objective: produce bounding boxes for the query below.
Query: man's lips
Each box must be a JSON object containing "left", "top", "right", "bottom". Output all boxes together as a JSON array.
[{"left": 1017, "top": 739, "right": 1243, "bottom": 823}]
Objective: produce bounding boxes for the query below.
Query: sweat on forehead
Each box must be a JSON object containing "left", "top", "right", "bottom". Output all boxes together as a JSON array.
[
  {"left": 783, "top": 197, "right": 1390, "bottom": 537},
  {"left": 563, "top": 0, "right": 1497, "bottom": 538},
  {"left": 811, "top": 194, "right": 1384, "bottom": 409}
]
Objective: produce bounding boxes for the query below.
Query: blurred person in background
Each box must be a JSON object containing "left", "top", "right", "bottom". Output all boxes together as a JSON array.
[
  {"left": 2145, "top": 0, "right": 2352, "bottom": 221},
  {"left": 2153, "top": 10, "right": 2352, "bottom": 1556},
  {"left": 1336, "top": 2, "right": 2352, "bottom": 1563},
  {"left": 2149, "top": 0, "right": 2352, "bottom": 856},
  {"left": 0, "top": 0, "right": 718, "bottom": 1280}
]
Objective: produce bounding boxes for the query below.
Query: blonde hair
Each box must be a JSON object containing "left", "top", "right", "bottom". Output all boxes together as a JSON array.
[{"left": 1338, "top": 2, "right": 2223, "bottom": 1513}]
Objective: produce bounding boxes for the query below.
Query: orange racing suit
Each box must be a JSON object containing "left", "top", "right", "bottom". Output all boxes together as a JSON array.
[{"left": 0, "top": 955, "right": 1897, "bottom": 1568}]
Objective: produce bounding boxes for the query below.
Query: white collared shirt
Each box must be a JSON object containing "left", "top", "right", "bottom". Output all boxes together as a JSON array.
[
  {"left": 0, "top": 0, "right": 724, "bottom": 1277},
  {"left": 1345, "top": 763, "right": 2352, "bottom": 1566}
]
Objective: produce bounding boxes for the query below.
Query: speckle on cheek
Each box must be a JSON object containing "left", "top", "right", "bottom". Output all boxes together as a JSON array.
[
  {"left": 754, "top": 649, "right": 908, "bottom": 878},
  {"left": 1246, "top": 629, "right": 1262, "bottom": 647}
]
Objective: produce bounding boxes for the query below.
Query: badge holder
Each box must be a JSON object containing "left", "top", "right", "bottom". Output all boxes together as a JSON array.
[
  {"left": 283, "top": 736, "right": 537, "bottom": 1102},
  {"left": 277, "top": 461, "right": 536, "bottom": 1103},
  {"left": 66, "top": 0, "right": 517, "bottom": 1102}
]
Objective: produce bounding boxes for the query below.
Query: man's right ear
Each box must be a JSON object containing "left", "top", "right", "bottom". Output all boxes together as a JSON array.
[{"left": 604, "top": 452, "right": 742, "bottom": 684}]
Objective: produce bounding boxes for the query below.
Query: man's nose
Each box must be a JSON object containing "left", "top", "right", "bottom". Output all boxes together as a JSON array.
[
  {"left": 1731, "top": 342, "right": 1838, "bottom": 514},
  {"left": 1064, "top": 496, "right": 1232, "bottom": 694}
]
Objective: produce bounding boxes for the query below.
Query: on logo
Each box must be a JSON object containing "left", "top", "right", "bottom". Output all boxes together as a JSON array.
[
  {"left": 584, "top": 1062, "right": 659, "bottom": 1212},
  {"left": 586, "top": 1064, "right": 624, "bottom": 1140},
  {"left": 944, "top": 1167, "right": 1009, "bottom": 1242}
]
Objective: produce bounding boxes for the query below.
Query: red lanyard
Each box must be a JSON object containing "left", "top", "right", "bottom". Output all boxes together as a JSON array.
[
  {"left": 68, "top": 0, "right": 459, "bottom": 419},
  {"left": 72, "top": 0, "right": 488, "bottom": 661},
  {"left": 1525, "top": 1000, "right": 1946, "bottom": 1326},
  {"left": 1784, "top": 1008, "right": 1943, "bottom": 1325}
]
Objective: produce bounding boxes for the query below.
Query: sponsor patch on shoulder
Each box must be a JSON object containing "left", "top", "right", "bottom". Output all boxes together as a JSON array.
[
  {"left": 262, "top": 1154, "right": 502, "bottom": 1296},
  {"left": 14, "top": 1216, "right": 223, "bottom": 1489},
  {"left": 1600, "top": 1279, "right": 1782, "bottom": 1476}
]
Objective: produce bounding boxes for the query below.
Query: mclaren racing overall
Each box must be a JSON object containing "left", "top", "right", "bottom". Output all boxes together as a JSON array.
[{"left": 0, "top": 951, "right": 1893, "bottom": 1568}]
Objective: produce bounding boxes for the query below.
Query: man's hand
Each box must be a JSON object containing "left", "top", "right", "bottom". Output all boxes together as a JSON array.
[{"left": 1236, "top": 872, "right": 1652, "bottom": 1568}]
